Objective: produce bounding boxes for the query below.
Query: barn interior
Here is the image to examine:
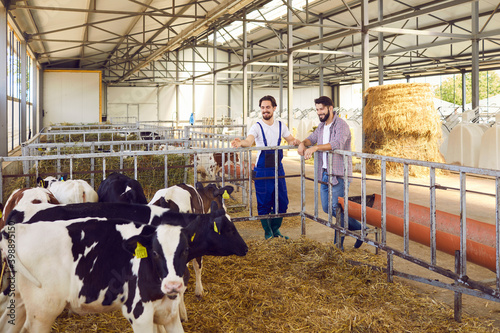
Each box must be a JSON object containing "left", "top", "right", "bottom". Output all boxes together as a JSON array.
[{"left": 1, "top": 0, "right": 500, "bottom": 332}]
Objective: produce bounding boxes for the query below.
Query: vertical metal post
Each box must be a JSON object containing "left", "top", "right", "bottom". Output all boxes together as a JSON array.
[
  {"left": 102, "top": 157, "right": 106, "bottom": 179},
  {"left": 430, "top": 167, "right": 437, "bottom": 265},
  {"left": 496, "top": 176, "right": 500, "bottom": 291},
  {"left": 387, "top": 251, "right": 393, "bottom": 283},
  {"left": 248, "top": 149, "right": 253, "bottom": 217},
  {"left": 459, "top": 171, "right": 467, "bottom": 276},
  {"left": 164, "top": 154, "right": 168, "bottom": 188},
  {"left": 275, "top": 146, "right": 279, "bottom": 214},
  {"left": 90, "top": 143, "right": 95, "bottom": 188},
  {"left": 471, "top": 1, "right": 479, "bottom": 114},
  {"left": 403, "top": 163, "right": 409, "bottom": 254},
  {"left": 327, "top": 152, "right": 333, "bottom": 228},
  {"left": 361, "top": 157, "right": 367, "bottom": 239},
  {"left": 134, "top": 156, "right": 137, "bottom": 180},
  {"left": 287, "top": 0, "right": 293, "bottom": 128},
  {"left": 213, "top": 29, "right": 217, "bottom": 124},
  {"left": 175, "top": 50, "right": 180, "bottom": 127},
  {"left": 378, "top": 0, "right": 384, "bottom": 85},
  {"left": 361, "top": 0, "right": 369, "bottom": 152},
  {"left": 301, "top": 155, "right": 306, "bottom": 235},
  {"left": 319, "top": 15, "right": 324, "bottom": 96},
  {"left": 343, "top": 153, "right": 349, "bottom": 235},
  {"left": 454, "top": 250, "right": 463, "bottom": 322},
  {"left": 242, "top": 9, "right": 248, "bottom": 122},
  {"left": 20, "top": 40, "right": 27, "bottom": 143},
  {"left": 314, "top": 150, "right": 318, "bottom": 218},
  {"left": 0, "top": 5, "right": 7, "bottom": 156},
  {"left": 381, "top": 159, "right": 387, "bottom": 246}
]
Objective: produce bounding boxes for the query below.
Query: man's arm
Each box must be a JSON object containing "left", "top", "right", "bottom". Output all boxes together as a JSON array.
[
  {"left": 299, "top": 141, "right": 332, "bottom": 160},
  {"left": 284, "top": 134, "right": 301, "bottom": 146},
  {"left": 231, "top": 135, "right": 255, "bottom": 148}
]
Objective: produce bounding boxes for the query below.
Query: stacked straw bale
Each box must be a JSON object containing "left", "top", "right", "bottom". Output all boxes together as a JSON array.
[{"left": 363, "top": 83, "right": 444, "bottom": 176}]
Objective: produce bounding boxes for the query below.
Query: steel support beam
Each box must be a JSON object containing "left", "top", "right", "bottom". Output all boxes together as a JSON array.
[
  {"left": 378, "top": 0, "right": 384, "bottom": 85},
  {"left": 361, "top": 0, "right": 369, "bottom": 151},
  {"left": 20, "top": 40, "right": 27, "bottom": 143},
  {"left": 471, "top": 1, "right": 480, "bottom": 113},
  {"left": 0, "top": 4, "right": 6, "bottom": 156},
  {"left": 287, "top": 0, "right": 293, "bottom": 129}
]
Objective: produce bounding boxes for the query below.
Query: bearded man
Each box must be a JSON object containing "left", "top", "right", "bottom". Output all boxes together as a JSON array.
[
  {"left": 231, "top": 95, "right": 300, "bottom": 239},
  {"left": 298, "top": 96, "right": 363, "bottom": 249}
]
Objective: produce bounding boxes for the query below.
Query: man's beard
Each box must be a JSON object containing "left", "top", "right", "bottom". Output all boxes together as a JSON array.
[
  {"left": 262, "top": 112, "right": 272, "bottom": 120},
  {"left": 319, "top": 109, "right": 330, "bottom": 122}
]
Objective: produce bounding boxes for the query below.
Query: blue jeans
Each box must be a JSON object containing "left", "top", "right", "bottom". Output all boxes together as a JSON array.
[{"left": 320, "top": 171, "right": 362, "bottom": 243}]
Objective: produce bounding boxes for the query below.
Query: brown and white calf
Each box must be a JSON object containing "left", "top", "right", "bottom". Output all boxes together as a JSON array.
[
  {"left": 192, "top": 152, "right": 240, "bottom": 181},
  {"left": 37, "top": 175, "right": 98, "bottom": 204},
  {"left": 0, "top": 187, "right": 59, "bottom": 229},
  {"left": 149, "top": 182, "right": 234, "bottom": 301}
]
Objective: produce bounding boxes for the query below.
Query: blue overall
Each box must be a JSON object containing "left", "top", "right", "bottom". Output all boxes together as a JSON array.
[{"left": 254, "top": 121, "right": 289, "bottom": 216}]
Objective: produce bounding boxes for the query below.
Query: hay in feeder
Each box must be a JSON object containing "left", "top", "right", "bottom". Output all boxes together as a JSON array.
[
  {"left": 52, "top": 238, "right": 496, "bottom": 332},
  {"left": 363, "top": 83, "right": 445, "bottom": 177},
  {"left": 1, "top": 153, "right": 189, "bottom": 203}
]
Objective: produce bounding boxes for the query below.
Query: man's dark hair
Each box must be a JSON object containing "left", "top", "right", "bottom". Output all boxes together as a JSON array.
[
  {"left": 259, "top": 95, "right": 277, "bottom": 107},
  {"left": 314, "top": 96, "right": 334, "bottom": 107}
]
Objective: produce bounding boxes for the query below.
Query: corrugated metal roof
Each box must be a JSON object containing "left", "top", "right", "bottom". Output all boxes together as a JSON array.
[{"left": 8, "top": 0, "right": 500, "bottom": 86}]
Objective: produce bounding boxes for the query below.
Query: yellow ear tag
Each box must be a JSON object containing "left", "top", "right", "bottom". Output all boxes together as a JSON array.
[
  {"left": 134, "top": 242, "right": 148, "bottom": 259},
  {"left": 0, "top": 211, "right": 2, "bottom": 219},
  {"left": 191, "top": 233, "right": 196, "bottom": 242},
  {"left": 222, "top": 190, "right": 229, "bottom": 199},
  {"left": 213, "top": 221, "right": 220, "bottom": 234}
]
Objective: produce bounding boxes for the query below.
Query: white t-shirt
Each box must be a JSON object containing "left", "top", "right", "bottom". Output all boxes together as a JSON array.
[
  {"left": 249, "top": 120, "right": 291, "bottom": 161},
  {"left": 322, "top": 122, "right": 333, "bottom": 169}
]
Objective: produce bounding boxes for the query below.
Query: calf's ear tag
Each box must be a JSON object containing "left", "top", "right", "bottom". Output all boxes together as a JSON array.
[
  {"left": 134, "top": 242, "right": 148, "bottom": 259},
  {"left": 222, "top": 190, "right": 229, "bottom": 199},
  {"left": 191, "top": 233, "right": 196, "bottom": 242},
  {"left": 0, "top": 211, "right": 2, "bottom": 219},
  {"left": 213, "top": 221, "right": 221, "bottom": 234}
]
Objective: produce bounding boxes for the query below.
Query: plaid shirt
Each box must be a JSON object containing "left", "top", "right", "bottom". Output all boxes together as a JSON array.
[{"left": 305, "top": 113, "right": 353, "bottom": 184}]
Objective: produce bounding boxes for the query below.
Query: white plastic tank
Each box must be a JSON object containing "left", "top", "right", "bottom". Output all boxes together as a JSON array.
[
  {"left": 346, "top": 119, "right": 362, "bottom": 152},
  {"left": 445, "top": 123, "right": 488, "bottom": 167},
  {"left": 478, "top": 124, "right": 500, "bottom": 170},
  {"left": 439, "top": 124, "right": 450, "bottom": 158}
]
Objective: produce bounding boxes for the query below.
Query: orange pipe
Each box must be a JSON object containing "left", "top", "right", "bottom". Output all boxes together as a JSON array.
[
  {"left": 339, "top": 198, "right": 497, "bottom": 272},
  {"left": 371, "top": 194, "right": 496, "bottom": 248}
]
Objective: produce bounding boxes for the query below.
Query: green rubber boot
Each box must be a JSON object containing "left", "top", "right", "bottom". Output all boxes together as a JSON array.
[
  {"left": 260, "top": 219, "right": 273, "bottom": 240},
  {"left": 270, "top": 218, "right": 289, "bottom": 239}
]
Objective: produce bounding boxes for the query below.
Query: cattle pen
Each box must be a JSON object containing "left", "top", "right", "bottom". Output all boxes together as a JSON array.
[{"left": 1, "top": 122, "right": 500, "bottom": 329}]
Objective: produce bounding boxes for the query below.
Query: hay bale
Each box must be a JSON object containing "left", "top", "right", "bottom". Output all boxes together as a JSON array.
[{"left": 363, "top": 83, "right": 445, "bottom": 176}]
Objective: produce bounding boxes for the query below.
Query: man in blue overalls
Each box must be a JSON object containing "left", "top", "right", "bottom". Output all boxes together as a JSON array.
[{"left": 231, "top": 95, "right": 301, "bottom": 239}]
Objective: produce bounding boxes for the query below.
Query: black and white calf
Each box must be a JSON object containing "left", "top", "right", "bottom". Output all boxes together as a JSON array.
[
  {"left": 6, "top": 200, "right": 248, "bottom": 323},
  {"left": 0, "top": 218, "right": 195, "bottom": 333},
  {"left": 97, "top": 172, "right": 148, "bottom": 204},
  {"left": 149, "top": 183, "right": 235, "bottom": 298}
]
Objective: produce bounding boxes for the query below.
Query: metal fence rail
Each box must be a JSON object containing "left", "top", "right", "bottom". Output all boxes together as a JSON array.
[{"left": 1, "top": 127, "right": 499, "bottom": 321}]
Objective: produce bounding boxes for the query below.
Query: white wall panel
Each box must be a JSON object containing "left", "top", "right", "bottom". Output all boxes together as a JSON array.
[
  {"left": 43, "top": 70, "right": 101, "bottom": 126},
  {"left": 107, "top": 86, "right": 157, "bottom": 123}
]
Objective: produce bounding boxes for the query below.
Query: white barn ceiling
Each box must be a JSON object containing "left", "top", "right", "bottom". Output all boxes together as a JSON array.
[{"left": 7, "top": 0, "right": 500, "bottom": 87}]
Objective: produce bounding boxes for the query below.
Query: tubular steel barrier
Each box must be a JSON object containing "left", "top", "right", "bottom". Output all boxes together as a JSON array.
[{"left": 1, "top": 127, "right": 499, "bottom": 321}]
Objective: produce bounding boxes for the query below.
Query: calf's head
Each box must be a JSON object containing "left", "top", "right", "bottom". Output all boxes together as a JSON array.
[
  {"left": 195, "top": 182, "right": 234, "bottom": 212},
  {"left": 123, "top": 223, "right": 193, "bottom": 298},
  {"left": 186, "top": 203, "right": 248, "bottom": 260}
]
